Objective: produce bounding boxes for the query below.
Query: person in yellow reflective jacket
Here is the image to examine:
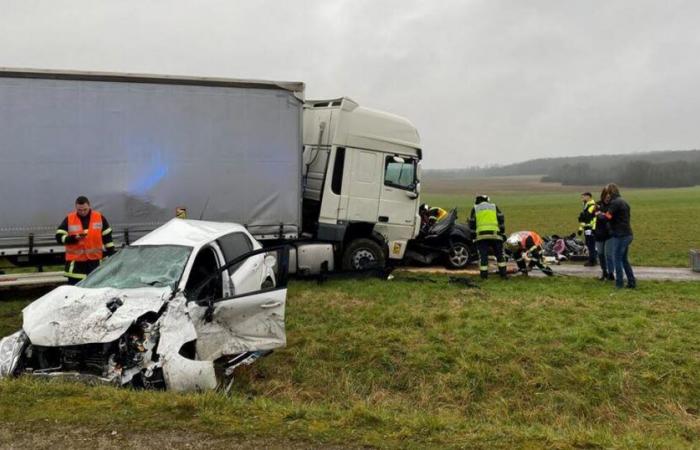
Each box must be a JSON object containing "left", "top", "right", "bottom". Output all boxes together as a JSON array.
[
  {"left": 419, "top": 203, "right": 448, "bottom": 234},
  {"left": 578, "top": 192, "right": 598, "bottom": 267},
  {"left": 468, "top": 195, "right": 508, "bottom": 280}
]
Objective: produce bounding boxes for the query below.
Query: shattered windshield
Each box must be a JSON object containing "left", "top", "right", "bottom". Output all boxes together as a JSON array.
[{"left": 80, "top": 245, "right": 192, "bottom": 290}]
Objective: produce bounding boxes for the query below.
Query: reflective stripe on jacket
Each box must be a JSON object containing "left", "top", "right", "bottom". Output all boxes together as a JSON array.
[{"left": 65, "top": 211, "right": 104, "bottom": 262}]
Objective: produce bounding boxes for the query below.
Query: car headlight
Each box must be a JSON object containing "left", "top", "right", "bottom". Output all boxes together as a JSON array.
[{"left": 0, "top": 331, "right": 28, "bottom": 378}]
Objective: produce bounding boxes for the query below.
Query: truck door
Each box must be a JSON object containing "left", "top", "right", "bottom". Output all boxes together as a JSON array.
[
  {"left": 342, "top": 148, "right": 381, "bottom": 222},
  {"left": 377, "top": 155, "right": 419, "bottom": 238}
]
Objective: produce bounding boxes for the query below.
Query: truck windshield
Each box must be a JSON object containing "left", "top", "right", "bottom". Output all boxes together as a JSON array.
[{"left": 80, "top": 245, "right": 192, "bottom": 290}]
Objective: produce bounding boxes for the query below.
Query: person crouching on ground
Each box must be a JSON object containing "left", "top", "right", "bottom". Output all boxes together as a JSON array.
[
  {"left": 598, "top": 183, "right": 636, "bottom": 289},
  {"left": 418, "top": 203, "right": 448, "bottom": 235},
  {"left": 504, "top": 231, "right": 554, "bottom": 276},
  {"left": 594, "top": 187, "right": 614, "bottom": 281}
]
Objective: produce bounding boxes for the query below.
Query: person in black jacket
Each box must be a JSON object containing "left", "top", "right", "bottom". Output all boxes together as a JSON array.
[
  {"left": 594, "top": 187, "right": 614, "bottom": 281},
  {"left": 598, "top": 183, "right": 636, "bottom": 289}
]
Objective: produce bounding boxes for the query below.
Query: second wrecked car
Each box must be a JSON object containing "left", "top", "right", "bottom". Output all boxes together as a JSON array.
[{"left": 0, "top": 219, "right": 288, "bottom": 391}]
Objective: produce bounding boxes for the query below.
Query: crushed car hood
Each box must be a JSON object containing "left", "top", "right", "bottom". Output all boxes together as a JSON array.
[{"left": 23, "top": 285, "right": 171, "bottom": 346}]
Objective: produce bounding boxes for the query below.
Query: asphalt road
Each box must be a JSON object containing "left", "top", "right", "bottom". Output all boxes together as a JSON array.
[
  {"left": 402, "top": 263, "right": 700, "bottom": 281},
  {"left": 1, "top": 263, "right": 699, "bottom": 293}
]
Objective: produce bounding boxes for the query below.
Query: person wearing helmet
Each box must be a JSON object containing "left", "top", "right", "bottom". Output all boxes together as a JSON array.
[
  {"left": 419, "top": 203, "right": 448, "bottom": 234},
  {"left": 505, "top": 231, "right": 554, "bottom": 276},
  {"left": 468, "top": 195, "right": 508, "bottom": 279}
]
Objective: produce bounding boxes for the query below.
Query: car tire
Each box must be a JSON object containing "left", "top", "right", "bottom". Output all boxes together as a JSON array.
[
  {"left": 342, "top": 238, "right": 386, "bottom": 271},
  {"left": 446, "top": 240, "right": 470, "bottom": 270}
]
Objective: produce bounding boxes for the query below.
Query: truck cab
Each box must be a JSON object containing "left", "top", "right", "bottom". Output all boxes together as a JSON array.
[{"left": 302, "top": 98, "right": 422, "bottom": 270}]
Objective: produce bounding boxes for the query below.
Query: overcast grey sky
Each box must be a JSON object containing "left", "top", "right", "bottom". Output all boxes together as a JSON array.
[{"left": 1, "top": 0, "right": 699, "bottom": 168}]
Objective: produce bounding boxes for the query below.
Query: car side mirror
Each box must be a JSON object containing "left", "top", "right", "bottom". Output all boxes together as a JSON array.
[{"left": 264, "top": 254, "right": 277, "bottom": 269}]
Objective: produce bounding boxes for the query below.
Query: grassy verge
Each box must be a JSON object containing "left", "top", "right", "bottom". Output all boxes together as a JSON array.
[
  {"left": 1, "top": 277, "right": 699, "bottom": 448},
  {"left": 423, "top": 184, "right": 700, "bottom": 267}
]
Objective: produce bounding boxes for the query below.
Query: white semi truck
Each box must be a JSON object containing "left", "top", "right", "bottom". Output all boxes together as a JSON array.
[{"left": 0, "top": 68, "right": 422, "bottom": 273}]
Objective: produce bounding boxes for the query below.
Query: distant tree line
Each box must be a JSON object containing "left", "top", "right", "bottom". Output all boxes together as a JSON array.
[
  {"left": 426, "top": 150, "right": 700, "bottom": 188},
  {"left": 540, "top": 160, "right": 700, "bottom": 187}
]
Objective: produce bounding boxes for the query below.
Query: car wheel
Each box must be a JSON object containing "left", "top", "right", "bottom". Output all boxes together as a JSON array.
[
  {"left": 446, "top": 241, "right": 470, "bottom": 269},
  {"left": 342, "top": 238, "right": 386, "bottom": 271}
]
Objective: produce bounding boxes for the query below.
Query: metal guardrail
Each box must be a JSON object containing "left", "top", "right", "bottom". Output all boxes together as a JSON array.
[{"left": 0, "top": 271, "right": 66, "bottom": 290}]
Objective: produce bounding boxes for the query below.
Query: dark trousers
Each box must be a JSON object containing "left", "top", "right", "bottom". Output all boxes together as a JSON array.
[
  {"left": 515, "top": 247, "right": 553, "bottom": 276},
  {"left": 611, "top": 235, "right": 636, "bottom": 288},
  {"left": 584, "top": 232, "right": 597, "bottom": 264},
  {"left": 476, "top": 239, "right": 507, "bottom": 279},
  {"left": 64, "top": 260, "right": 100, "bottom": 285},
  {"left": 595, "top": 239, "right": 614, "bottom": 278}
]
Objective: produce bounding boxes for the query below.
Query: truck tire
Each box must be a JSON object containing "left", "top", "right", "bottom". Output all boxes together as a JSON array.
[
  {"left": 446, "top": 240, "right": 471, "bottom": 270},
  {"left": 342, "top": 238, "right": 386, "bottom": 271}
]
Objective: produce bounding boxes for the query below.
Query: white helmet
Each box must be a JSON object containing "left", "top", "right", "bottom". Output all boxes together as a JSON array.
[{"left": 505, "top": 234, "right": 521, "bottom": 252}]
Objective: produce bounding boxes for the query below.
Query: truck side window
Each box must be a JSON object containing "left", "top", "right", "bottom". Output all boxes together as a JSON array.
[
  {"left": 331, "top": 147, "right": 345, "bottom": 195},
  {"left": 217, "top": 232, "right": 253, "bottom": 272},
  {"left": 384, "top": 156, "right": 416, "bottom": 190}
]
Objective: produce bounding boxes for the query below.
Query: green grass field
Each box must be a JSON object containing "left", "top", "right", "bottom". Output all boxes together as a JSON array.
[
  {"left": 422, "top": 177, "right": 700, "bottom": 267},
  {"left": 1, "top": 177, "right": 699, "bottom": 447},
  {"left": 2, "top": 276, "right": 699, "bottom": 448}
]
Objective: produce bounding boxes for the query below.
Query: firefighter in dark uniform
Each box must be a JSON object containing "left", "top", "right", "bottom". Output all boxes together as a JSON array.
[
  {"left": 505, "top": 231, "right": 554, "bottom": 276},
  {"left": 468, "top": 195, "right": 508, "bottom": 279},
  {"left": 55, "top": 196, "right": 116, "bottom": 284}
]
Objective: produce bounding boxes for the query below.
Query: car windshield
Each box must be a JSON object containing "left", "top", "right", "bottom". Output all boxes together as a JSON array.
[{"left": 80, "top": 245, "right": 192, "bottom": 290}]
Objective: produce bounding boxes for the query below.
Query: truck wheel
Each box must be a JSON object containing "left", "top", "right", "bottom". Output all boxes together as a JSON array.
[
  {"left": 342, "top": 238, "right": 386, "bottom": 271},
  {"left": 446, "top": 241, "right": 470, "bottom": 269}
]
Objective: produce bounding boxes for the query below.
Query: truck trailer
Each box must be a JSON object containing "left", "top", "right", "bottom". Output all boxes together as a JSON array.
[{"left": 0, "top": 68, "right": 422, "bottom": 273}]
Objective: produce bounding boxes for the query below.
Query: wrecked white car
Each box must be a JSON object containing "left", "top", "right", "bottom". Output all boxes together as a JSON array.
[{"left": 0, "top": 219, "right": 288, "bottom": 391}]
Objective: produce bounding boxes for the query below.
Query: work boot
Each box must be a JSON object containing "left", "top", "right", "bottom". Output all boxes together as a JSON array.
[
  {"left": 498, "top": 267, "right": 508, "bottom": 280},
  {"left": 542, "top": 267, "right": 554, "bottom": 277},
  {"left": 598, "top": 271, "right": 608, "bottom": 281},
  {"left": 480, "top": 271, "right": 488, "bottom": 280}
]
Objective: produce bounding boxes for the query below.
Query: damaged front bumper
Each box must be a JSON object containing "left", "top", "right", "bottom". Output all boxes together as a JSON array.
[{"left": 1, "top": 294, "right": 272, "bottom": 391}]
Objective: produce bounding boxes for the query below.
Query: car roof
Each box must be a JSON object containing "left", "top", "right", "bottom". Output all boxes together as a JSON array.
[{"left": 132, "top": 219, "right": 250, "bottom": 248}]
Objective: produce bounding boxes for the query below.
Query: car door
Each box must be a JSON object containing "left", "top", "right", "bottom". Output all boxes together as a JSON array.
[
  {"left": 217, "top": 232, "right": 265, "bottom": 296},
  {"left": 186, "top": 246, "right": 289, "bottom": 362}
]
